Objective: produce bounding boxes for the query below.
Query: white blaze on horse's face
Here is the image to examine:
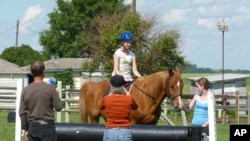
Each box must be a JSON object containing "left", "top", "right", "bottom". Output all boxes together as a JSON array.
[
  {"left": 177, "top": 80, "right": 180, "bottom": 88},
  {"left": 176, "top": 80, "right": 183, "bottom": 108}
]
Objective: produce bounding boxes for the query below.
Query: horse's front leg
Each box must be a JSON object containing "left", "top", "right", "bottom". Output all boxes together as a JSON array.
[
  {"left": 131, "top": 111, "right": 156, "bottom": 125},
  {"left": 140, "top": 115, "right": 156, "bottom": 124},
  {"left": 90, "top": 115, "right": 100, "bottom": 124},
  {"left": 89, "top": 110, "right": 101, "bottom": 124}
]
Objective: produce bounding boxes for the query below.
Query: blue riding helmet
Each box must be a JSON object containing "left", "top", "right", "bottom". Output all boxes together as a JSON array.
[
  {"left": 120, "top": 31, "right": 133, "bottom": 41},
  {"left": 49, "top": 77, "right": 57, "bottom": 85}
]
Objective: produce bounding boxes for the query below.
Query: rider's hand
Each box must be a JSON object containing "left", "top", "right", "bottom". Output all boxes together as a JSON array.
[{"left": 124, "top": 78, "right": 133, "bottom": 82}]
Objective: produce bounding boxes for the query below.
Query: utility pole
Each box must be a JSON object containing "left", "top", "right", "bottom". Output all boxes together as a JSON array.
[
  {"left": 132, "top": 0, "right": 136, "bottom": 12},
  {"left": 16, "top": 20, "right": 19, "bottom": 47}
]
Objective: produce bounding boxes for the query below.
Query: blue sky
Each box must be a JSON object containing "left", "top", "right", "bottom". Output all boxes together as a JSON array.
[{"left": 1, "top": 0, "right": 250, "bottom": 70}]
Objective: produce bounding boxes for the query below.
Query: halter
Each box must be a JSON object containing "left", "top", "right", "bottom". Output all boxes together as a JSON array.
[
  {"left": 165, "top": 78, "right": 182, "bottom": 104},
  {"left": 132, "top": 77, "right": 182, "bottom": 101},
  {"left": 132, "top": 74, "right": 182, "bottom": 124},
  {"left": 167, "top": 94, "right": 181, "bottom": 101}
]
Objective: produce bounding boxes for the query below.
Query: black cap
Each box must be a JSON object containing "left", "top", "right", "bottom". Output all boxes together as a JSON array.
[{"left": 110, "top": 75, "right": 126, "bottom": 87}]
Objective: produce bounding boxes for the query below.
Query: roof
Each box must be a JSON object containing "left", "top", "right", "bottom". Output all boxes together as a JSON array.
[
  {"left": 0, "top": 58, "right": 28, "bottom": 74},
  {"left": 186, "top": 73, "right": 250, "bottom": 83},
  {"left": 22, "top": 58, "right": 93, "bottom": 72}
]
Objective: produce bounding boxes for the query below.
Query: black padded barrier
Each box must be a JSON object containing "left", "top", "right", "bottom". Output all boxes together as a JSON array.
[{"left": 55, "top": 123, "right": 202, "bottom": 141}]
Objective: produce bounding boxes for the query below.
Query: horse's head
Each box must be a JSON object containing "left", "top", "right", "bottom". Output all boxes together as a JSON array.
[{"left": 166, "top": 66, "right": 184, "bottom": 111}]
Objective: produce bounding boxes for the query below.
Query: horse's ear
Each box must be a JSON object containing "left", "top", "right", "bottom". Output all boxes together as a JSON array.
[
  {"left": 177, "top": 66, "right": 182, "bottom": 74},
  {"left": 168, "top": 68, "right": 174, "bottom": 77}
]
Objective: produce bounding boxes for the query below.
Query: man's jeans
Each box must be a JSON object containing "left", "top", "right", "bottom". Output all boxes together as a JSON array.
[
  {"left": 28, "top": 121, "right": 57, "bottom": 141},
  {"left": 103, "top": 128, "right": 132, "bottom": 141}
]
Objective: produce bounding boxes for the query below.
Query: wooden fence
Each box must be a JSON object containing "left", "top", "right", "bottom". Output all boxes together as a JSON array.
[
  {"left": 181, "top": 92, "right": 250, "bottom": 124},
  {"left": 0, "top": 87, "right": 16, "bottom": 110},
  {"left": 1, "top": 81, "right": 249, "bottom": 124},
  {"left": 57, "top": 85, "right": 250, "bottom": 124}
]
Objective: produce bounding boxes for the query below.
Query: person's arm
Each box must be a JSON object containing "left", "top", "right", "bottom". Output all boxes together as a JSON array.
[
  {"left": 188, "top": 95, "right": 198, "bottom": 110},
  {"left": 98, "top": 99, "right": 105, "bottom": 110},
  {"left": 132, "top": 57, "right": 142, "bottom": 77},
  {"left": 131, "top": 97, "right": 139, "bottom": 110},
  {"left": 202, "top": 121, "right": 209, "bottom": 127},
  {"left": 52, "top": 87, "right": 62, "bottom": 111},
  {"left": 19, "top": 91, "right": 28, "bottom": 131},
  {"left": 182, "top": 95, "right": 196, "bottom": 112},
  {"left": 19, "top": 90, "right": 29, "bottom": 140},
  {"left": 24, "top": 131, "right": 29, "bottom": 140},
  {"left": 113, "top": 54, "right": 122, "bottom": 75}
]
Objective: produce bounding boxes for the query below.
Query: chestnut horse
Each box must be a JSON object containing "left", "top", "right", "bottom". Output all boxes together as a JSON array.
[{"left": 78, "top": 67, "right": 184, "bottom": 125}]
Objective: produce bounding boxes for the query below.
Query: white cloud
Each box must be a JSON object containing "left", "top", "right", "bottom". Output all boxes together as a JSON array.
[
  {"left": 19, "top": 5, "right": 44, "bottom": 33},
  {"left": 22, "top": 5, "right": 44, "bottom": 23},
  {"left": 193, "top": 0, "right": 214, "bottom": 4},
  {"left": 230, "top": 15, "right": 250, "bottom": 27},
  {"left": 123, "top": 0, "right": 132, "bottom": 5},
  {"left": 197, "top": 18, "right": 217, "bottom": 29},
  {"left": 236, "top": 5, "right": 250, "bottom": 14},
  {"left": 163, "top": 9, "right": 191, "bottom": 25}
]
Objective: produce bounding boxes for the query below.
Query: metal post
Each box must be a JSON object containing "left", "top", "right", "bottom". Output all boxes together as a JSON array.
[
  {"left": 218, "top": 20, "right": 228, "bottom": 124},
  {"left": 218, "top": 20, "right": 228, "bottom": 96},
  {"left": 16, "top": 20, "right": 19, "bottom": 47},
  {"left": 222, "top": 30, "right": 224, "bottom": 96}
]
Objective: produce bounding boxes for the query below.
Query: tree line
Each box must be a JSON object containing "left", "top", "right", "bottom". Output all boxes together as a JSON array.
[{"left": 183, "top": 64, "right": 250, "bottom": 73}]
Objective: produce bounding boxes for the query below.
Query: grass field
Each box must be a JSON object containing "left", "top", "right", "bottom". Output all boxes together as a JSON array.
[{"left": 1, "top": 73, "right": 249, "bottom": 141}]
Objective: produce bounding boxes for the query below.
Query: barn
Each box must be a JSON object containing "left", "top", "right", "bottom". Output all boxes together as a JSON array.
[
  {"left": 0, "top": 58, "right": 105, "bottom": 111},
  {"left": 186, "top": 73, "right": 250, "bottom": 96},
  {"left": 21, "top": 58, "right": 105, "bottom": 89}
]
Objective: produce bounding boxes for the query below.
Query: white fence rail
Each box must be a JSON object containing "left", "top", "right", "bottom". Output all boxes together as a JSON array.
[{"left": 0, "top": 80, "right": 18, "bottom": 110}]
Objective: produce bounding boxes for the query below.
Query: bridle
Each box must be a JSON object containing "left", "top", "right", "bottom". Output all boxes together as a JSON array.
[
  {"left": 165, "top": 77, "right": 182, "bottom": 104},
  {"left": 132, "top": 77, "right": 182, "bottom": 104},
  {"left": 131, "top": 76, "right": 182, "bottom": 124}
]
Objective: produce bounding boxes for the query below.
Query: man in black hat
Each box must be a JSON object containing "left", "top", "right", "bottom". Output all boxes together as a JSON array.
[{"left": 98, "top": 75, "right": 138, "bottom": 141}]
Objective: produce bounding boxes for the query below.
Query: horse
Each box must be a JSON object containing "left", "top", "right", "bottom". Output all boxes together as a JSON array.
[{"left": 78, "top": 67, "right": 184, "bottom": 125}]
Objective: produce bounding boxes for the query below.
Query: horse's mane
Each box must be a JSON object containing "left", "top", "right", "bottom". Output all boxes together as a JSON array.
[
  {"left": 141, "top": 71, "right": 167, "bottom": 83},
  {"left": 134, "top": 71, "right": 181, "bottom": 94}
]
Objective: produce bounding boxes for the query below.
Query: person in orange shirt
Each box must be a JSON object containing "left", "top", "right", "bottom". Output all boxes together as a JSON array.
[{"left": 98, "top": 75, "right": 138, "bottom": 141}]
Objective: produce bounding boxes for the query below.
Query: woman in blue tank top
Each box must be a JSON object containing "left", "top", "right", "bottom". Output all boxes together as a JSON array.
[{"left": 188, "top": 77, "right": 210, "bottom": 141}]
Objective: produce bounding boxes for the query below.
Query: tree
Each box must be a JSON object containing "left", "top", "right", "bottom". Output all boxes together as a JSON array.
[
  {"left": 82, "top": 9, "right": 189, "bottom": 76},
  {"left": 40, "top": 0, "right": 189, "bottom": 76},
  {"left": 0, "top": 44, "right": 45, "bottom": 67},
  {"left": 54, "top": 69, "right": 74, "bottom": 88},
  {"left": 39, "top": 0, "right": 125, "bottom": 58}
]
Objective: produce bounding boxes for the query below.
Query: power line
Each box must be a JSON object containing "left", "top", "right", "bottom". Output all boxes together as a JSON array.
[
  {"left": 0, "top": 25, "right": 16, "bottom": 34},
  {"left": 0, "top": 22, "right": 41, "bottom": 34},
  {"left": 19, "top": 23, "right": 40, "bottom": 33}
]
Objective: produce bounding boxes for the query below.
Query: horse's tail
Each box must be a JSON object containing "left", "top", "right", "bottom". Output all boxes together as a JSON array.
[{"left": 78, "top": 82, "right": 88, "bottom": 123}]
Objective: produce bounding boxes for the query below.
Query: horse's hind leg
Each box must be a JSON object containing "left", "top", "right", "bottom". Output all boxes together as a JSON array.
[{"left": 80, "top": 111, "right": 88, "bottom": 123}]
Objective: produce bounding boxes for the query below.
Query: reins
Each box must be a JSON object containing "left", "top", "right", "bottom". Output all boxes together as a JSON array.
[
  {"left": 132, "top": 77, "right": 181, "bottom": 105},
  {"left": 132, "top": 82, "right": 159, "bottom": 123},
  {"left": 132, "top": 83, "right": 156, "bottom": 101}
]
